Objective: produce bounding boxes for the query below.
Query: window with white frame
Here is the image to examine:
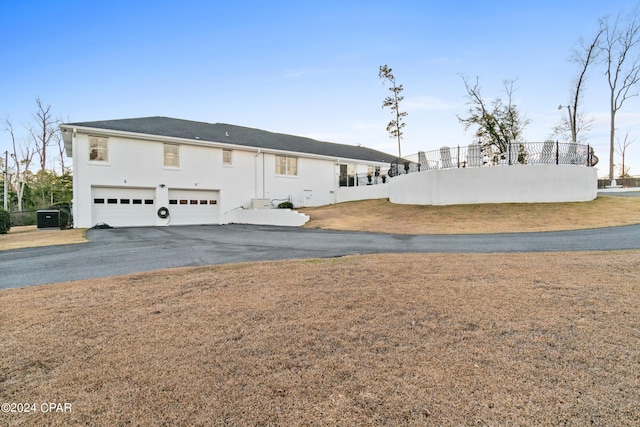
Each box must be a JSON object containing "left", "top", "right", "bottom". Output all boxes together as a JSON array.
[
  {"left": 222, "top": 149, "right": 233, "bottom": 165},
  {"left": 164, "top": 144, "right": 180, "bottom": 168},
  {"left": 89, "top": 137, "right": 109, "bottom": 162},
  {"left": 339, "top": 164, "right": 356, "bottom": 187},
  {"left": 276, "top": 155, "right": 297, "bottom": 176}
]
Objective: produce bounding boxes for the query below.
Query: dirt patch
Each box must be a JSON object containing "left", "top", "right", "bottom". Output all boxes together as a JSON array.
[
  {"left": 1, "top": 252, "right": 639, "bottom": 425},
  {"left": 300, "top": 196, "right": 640, "bottom": 234},
  {"left": 0, "top": 226, "right": 88, "bottom": 251}
]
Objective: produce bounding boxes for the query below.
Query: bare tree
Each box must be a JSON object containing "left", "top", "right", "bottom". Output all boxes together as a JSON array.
[
  {"left": 379, "top": 65, "right": 407, "bottom": 160},
  {"left": 5, "top": 118, "right": 36, "bottom": 212},
  {"left": 52, "top": 127, "right": 68, "bottom": 172},
  {"left": 30, "top": 97, "right": 60, "bottom": 172},
  {"left": 600, "top": 6, "right": 640, "bottom": 180},
  {"left": 615, "top": 129, "right": 635, "bottom": 178},
  {"left": 458, "top": 75, "right": 530, "bottom": 156},
  {"left": 556, "top": 27, "right": 604, "bottom": 142}
]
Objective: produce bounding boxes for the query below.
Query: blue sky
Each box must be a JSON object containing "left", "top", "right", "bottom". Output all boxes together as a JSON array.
[{"left": 1, "top": 0, "right": 638, "bottom": 177}]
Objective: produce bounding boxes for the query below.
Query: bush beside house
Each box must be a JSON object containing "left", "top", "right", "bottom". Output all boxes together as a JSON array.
[
  {"left": 278, "top": 201, "right": 294, "bottom": 209},
  {"left": 0, "top": 209, "right": 11, "bottom": 234}
]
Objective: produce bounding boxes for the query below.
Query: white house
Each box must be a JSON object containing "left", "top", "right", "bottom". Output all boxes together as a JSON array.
[{"left": 60, "top": 116, "right": 398, "bottom": 228}]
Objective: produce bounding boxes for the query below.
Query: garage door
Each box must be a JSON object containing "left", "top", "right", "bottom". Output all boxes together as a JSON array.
[
  {"left": 167, "top": 189, "right": 220, "bottom": 225},
  {"left": 92, "top": 187, "right": 156, "bottom": 227}
]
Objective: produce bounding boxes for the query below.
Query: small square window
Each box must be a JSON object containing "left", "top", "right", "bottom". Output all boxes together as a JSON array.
[
  {"left": 144, "top": 199, "right": 154, "bottom": 205},
  {"left": 94, "top": 198, "right": 105, "bottom": 204},
  {"left": 223, "top": 149, "right": 233, "bottom": 165},
  {"left": 132, "top": 199, "right": 142, "bottom": 205},
  {"left": 164, "top": 144, "right": 180, "bottom": 167},
  {"left": 120, "top": 199, "right": 130, "bottom": 204},
  {"left": 107, "top": 198, "right": 117, "bottom": 204},
  {"left": 89, "top": 137, "right": 108, "bottom": 162},
  {"left": 180, "top": 200, "right": 188, "bottom": 205},
  {"left": 276, "top": 155, "right": 298, "bottom": 176},
  {"left": 190, "top": 200, "right": 198, "bottom": 205},
  {"left": 200, "top": 200, "right": 208, "bottom": 205},
  {"left": 169, "top": 200, "right": 178, "bottom": 205},
  {"left": 210, "top": 200, "right": 217, "bottom": 205}
]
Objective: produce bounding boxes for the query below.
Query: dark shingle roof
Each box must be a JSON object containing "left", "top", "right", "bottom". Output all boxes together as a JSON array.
[{"left": 63, "top": 116, "right": 398, "bottom": 163}]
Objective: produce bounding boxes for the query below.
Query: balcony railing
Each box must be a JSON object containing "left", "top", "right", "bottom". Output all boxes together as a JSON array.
[{"left": 389, "top": 141, "right": 598, "bottom": 177}]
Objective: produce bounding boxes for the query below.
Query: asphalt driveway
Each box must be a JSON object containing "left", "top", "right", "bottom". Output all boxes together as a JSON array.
[
  {"left": 598, "top": 190, "right": 640, "bottom": 197},
  {"left": 2, "top": 223, "right": 640, "bottom": 290}
]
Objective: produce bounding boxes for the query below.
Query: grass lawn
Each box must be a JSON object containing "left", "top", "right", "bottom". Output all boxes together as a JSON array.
[
  {"left": 0, "top": 226, "right": 88, "bottom": 251},
  {"left": 300, "top": 195, "right": 640, "bottom": 234},
  {"left": 1, "top": 196, "right": 639, "bottom": 425}
]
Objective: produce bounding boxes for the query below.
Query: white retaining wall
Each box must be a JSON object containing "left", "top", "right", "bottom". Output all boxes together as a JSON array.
[
  {"left": 389, "top": 165, "right": 597, "bottom": 205},
  {"left": 336, "top": 183, "right": 390, "bottom": 203},
  {"left": 225, "top": 208, "right": 310, "bottom": 227}
]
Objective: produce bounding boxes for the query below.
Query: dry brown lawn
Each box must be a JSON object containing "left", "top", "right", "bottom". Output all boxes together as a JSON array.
[
  {"left": 2, "top": 196, "right": 640, "bottom": 425},
  {"left": 0, "top": 226, "right": 88, "bottom": 251},
  {"left": 1, "top": 252, "right": 639, "bottom": 426},
  {"left": 300, "top": 195, "right": 640, "bottom": 234}
]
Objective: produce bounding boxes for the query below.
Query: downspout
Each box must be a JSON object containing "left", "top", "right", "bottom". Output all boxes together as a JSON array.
[
  {"left": 334, "top": 159, "right": 341, "bottom": 204},
  {"left": 71, "top": 128, "right": 78, "bottom": 227},
  {"left": 254, "top": 149, "right": 265, "bottom": 199}
]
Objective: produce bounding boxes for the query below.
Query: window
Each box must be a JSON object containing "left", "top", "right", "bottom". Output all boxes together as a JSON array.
[
  {"left": 223, "top": 149, "right": 233, "bottom": 165},
  {"left": 339, "top": 164, "right": 356, "bottom": 187},
  {"left": 89, "top": 137, "right": 108, "bottom": 162},
  {"left": 276, "top": 156, "right": 298, "bottom": 176},
  {"left": 164, "top": 144, "right": 180, "bottom": 167}
]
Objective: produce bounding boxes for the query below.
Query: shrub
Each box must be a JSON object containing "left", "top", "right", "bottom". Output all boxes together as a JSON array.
[
  {"left": 10, "top": 211, "right": 36, "bottom": 227},
  {"left": 0, "top": 209, "right": 10, "bottom": 234},
  {"left": 47, "top": 205, "right": 71, "bottom": 229},
  {"left": 277, "top": 201, "right": 294, "bottom": 209},
  {"left": 59, "top": 208, "right": 70, "bottom": 229}
]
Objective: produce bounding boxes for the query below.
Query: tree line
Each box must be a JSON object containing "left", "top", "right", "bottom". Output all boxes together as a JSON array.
[
  {"left": 381, "top": 4, "right": 639, "bottom": 180},
  {"left": 1, "top": 98, "right": 72, "bottom": 224}
]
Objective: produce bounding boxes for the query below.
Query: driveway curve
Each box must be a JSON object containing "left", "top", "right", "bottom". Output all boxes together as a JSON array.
[{"left": 2, "top": 223, "right": 640, "bottom": 289}]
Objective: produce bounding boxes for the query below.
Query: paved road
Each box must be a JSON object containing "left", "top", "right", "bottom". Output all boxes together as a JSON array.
[
  {"left": 598, "top": 190, "right": 640, "bottom": 197},
  {"left": 2, "top": 223, "right": 640, "bottom": 290}
]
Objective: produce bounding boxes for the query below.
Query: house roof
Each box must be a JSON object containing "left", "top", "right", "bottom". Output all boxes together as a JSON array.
[{"left": 61, "top": 116, "right": 399, "bottom": 164}]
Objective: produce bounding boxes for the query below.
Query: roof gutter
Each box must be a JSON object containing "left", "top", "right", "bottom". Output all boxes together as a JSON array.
[{"left": 59, "top": 124, "right": 392, "bottom": 165}]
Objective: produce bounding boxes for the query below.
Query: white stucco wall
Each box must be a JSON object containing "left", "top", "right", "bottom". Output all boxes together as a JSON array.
[
  {"left": 389, "top": 164, "right": 597, "bottom": 205},
  {"left": 70, "top": 131, "right": 389, "bottom": 228},
  {"left": 336, "top": 182, "right": 390, "bottom": 203},
  {"left": 259, "top": 154, "right": 339, "bottom": 207},
  {"left": 72, "top": 134, "right": 241, "bottom": 228},
  {"left": 225, "top": 208, "right": 310, "bottom": 226}
]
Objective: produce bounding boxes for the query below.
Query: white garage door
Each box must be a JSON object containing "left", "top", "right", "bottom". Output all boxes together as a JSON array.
[
  {"left": 92, "top": 187, "right": 156, "bottom": 227},
  {"left": 167, "top": 189, "right": 220, "bottom": 225}
]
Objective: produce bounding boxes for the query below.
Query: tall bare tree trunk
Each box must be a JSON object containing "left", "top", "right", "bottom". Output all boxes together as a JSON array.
[
  {"left": 609, "top": 86, "right": 617, "bottom": 180},
  {"left": 31, "top": 97, "right": 58, "bottom": 172},
  {"left": 600, "top": 8, "right": 640, "bottom": 180}
]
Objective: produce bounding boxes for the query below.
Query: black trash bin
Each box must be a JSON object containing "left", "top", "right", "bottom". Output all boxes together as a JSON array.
[{"left": 36, "top": 210, "right": 61, "bottom": 230}]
